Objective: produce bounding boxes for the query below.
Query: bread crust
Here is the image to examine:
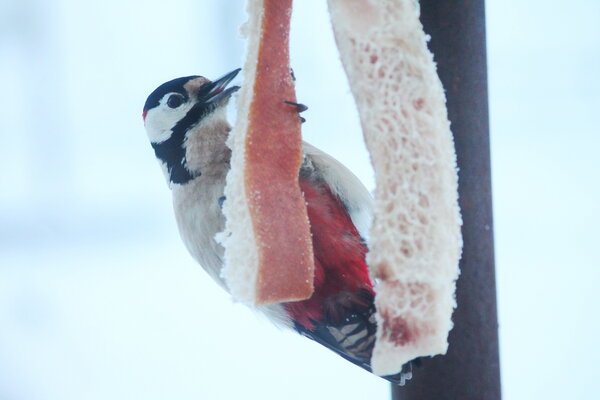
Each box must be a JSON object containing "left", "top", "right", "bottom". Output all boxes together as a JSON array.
[{"left": 222, "top": 0, "right": 314, "bottom": 305}]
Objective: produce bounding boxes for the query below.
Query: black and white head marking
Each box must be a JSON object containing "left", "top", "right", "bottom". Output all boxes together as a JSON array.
[{"left": 142, "top": 69, "right": 241, "bottom": 185}]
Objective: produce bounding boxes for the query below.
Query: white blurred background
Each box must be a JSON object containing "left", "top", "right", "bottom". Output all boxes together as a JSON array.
[{"left": 0, "top": 1, "right": 598, "bottom": 399}]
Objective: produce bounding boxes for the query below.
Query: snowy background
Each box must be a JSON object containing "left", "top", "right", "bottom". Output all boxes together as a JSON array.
[{"left": 1, "top": 1, "right": 598, "bottom": 399}]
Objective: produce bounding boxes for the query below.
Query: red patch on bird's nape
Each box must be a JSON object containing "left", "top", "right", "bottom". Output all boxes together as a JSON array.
[
  {"left": 284, "top": 178, "right": 374, "bottom": 330},
  {"left": 142, "top": 109, "right": 148, "bottom": 121}
]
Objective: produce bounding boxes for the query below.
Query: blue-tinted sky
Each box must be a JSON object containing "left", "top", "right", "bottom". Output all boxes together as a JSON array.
[{"left": 0, "top": 1, "right": 598, "bottom": 399}]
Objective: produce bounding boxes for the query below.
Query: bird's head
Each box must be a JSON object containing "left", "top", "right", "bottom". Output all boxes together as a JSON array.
[
  {"left": 143, "top": 68, "right": 241, "bottom": 144},
  {"left": 142, "top": 68, "right": 241, "bottom": 184}
]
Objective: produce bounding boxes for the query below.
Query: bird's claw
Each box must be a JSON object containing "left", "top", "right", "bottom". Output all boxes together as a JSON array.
[
  {"left": 284, "top": 100, "right": 308, "bottom": 124},
  {"left": 284, "top": 101, "right": 308, "bottom": 113}
]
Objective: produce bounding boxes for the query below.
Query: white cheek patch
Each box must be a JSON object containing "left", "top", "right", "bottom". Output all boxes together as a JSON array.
[{"left": 144, "top": 98, "right": 194, "bottom": 144}]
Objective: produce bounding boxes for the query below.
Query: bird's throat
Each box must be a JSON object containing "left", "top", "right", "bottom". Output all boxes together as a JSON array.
[{"left": 152, "top": 139, "right": 196, "bottom": 185}]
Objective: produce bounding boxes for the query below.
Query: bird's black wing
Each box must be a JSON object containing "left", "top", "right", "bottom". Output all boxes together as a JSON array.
[{"left": 293, "top": 296, "right": 414, "bottom": 385}]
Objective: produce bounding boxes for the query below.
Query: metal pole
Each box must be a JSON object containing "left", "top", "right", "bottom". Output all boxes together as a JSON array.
[{"left": 393, "top": 1, "right": 501, "bottom": 399}]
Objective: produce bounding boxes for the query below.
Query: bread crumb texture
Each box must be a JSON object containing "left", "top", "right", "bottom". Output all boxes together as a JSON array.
[
  {"left": 219, "top": 0, "right": 264, "bottom": 304},
  {"left": 328, "top": 0, "right": 463, "bottom": 375}
]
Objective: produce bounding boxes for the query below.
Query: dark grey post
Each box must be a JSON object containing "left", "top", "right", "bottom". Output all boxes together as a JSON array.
[{"left": 392, "top": 1, "right": 501, "bottom": 399}]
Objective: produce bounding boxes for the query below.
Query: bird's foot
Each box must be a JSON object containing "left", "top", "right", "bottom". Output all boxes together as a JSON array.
[{"left": 284, "top": 100, "right": 308, "bottom": 123}]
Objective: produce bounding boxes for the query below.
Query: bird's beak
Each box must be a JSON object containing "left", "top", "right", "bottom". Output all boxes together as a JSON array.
[{"left": 199, "top": 68, "right": 241, "bottom": 105}]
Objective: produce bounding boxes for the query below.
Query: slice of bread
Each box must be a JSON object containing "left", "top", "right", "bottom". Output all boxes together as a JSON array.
[
  {"left": 220, "top": 0, "right": 314, "bottom": 305},
  {"left": 328, "top": 0, "right": 463, "bottom": 375}
]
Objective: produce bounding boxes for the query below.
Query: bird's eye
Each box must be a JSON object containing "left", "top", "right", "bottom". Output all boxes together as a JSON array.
[{"left": 167, "top": 94, "right": 184, "bottom": 109}]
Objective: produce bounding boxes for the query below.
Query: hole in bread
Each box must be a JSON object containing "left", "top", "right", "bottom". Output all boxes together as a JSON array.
[
  {"left": 400, "top": 240, "right": 413, "bottom": 258},
  {"left": 388, "top": 181, "right": 398, "bottom": 195},
  {"left": 380, "top": 309, "right": 417, "bottom": 347},
  {"left": 399, "top": 224, "right": 409, "bottom": 235},
  {"left": 397, "top": 214, "right": 409, "bottom": 234},
  {"left": 413, "top": 97, "right": 425, "bottom": 110},
  {"left": 385, "top": 218, "right": 395, "bottom": 229},
  {"left": 385, "top": 201, "right": 395, "bottom": 214},
  {"left": 375, "top": 261, "right": 393, "bottom": 281},
  {"left": 410, "top": 297, "right": 423, "bottom": 309},
  {"left": 418, "top": 193, "right": 430, "bottom": 208}
]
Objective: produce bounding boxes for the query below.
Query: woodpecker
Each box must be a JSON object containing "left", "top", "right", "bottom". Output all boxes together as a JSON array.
[{"left": 142, "top": 69, "right": 412, "bottom": 384}]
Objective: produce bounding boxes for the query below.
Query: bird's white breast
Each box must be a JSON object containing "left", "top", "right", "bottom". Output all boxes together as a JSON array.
[{"left": 171, "top": 173, "right": 229, "bottom": 289}]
